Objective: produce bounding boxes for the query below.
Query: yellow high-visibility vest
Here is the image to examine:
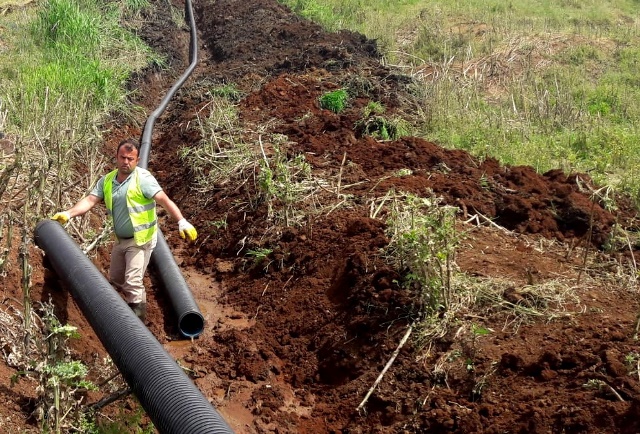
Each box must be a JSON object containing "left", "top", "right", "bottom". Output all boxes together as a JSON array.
[{"left": 103, "top": 168, "right": 157, "bottom": 245}]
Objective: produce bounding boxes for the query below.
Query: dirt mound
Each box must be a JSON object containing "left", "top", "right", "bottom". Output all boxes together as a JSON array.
[{"left": 5, "top": 0, "right": 640, "bottom": 432}]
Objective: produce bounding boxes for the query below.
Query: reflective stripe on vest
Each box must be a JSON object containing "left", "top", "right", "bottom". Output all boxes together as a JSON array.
[{"left": 103, "top": 168, "right": 157, "bottom": 245}]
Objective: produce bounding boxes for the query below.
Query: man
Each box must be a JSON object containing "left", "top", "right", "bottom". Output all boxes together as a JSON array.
[{"left": 51, "top": 138, "right": 197, "bottom": 321}]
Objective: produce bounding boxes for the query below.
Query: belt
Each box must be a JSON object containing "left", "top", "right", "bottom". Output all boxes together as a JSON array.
[{"left": 117, "top": 236, "right": 134, "bottom": 240}]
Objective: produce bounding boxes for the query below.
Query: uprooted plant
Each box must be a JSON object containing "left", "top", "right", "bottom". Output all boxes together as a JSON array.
[
  {"left": 319, "top": 88, "right": 349, "bottom": 113},
  {"left": 355, "top": 101, "right": 412, "bottom": 140},
  {"left": 384, "top": 191, "right": 460, "bottom": 314},
  {"left": 179, "top": 89, "right": 256, "bottom": 195},
  {"left": 257, "top": 136, "right": 315, "bottom": 227},
  {"left": 181, "top": 90, "right": 319, "bottom": 227}
]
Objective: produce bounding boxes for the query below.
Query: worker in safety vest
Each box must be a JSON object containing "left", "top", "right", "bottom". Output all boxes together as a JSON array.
[{"left": 51, "top": 138, "right": 197, "bottom": 321}]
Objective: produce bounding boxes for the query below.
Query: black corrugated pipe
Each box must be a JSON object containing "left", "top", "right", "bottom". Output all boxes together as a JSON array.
[
  {"left": 152, "top": 231, "right": 204, "bottom": 336},
  {"left": 34, "top": 219, "right": 234, "bottom": 434},
  {"left": 139, "top": 0, "right": 204, "bottom": 337}
]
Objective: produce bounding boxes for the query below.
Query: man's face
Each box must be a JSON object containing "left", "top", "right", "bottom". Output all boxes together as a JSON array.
[{"left": 116, "top": 146, "right": 139, "bottom": 176}]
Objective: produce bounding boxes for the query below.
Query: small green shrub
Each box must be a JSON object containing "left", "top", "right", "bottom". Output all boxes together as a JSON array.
[
  {"left": 384, "top": 192, "right": 459, "bottom": 313},
  {"left": 209, "top": 83, "right": 243, "bottom": 102},
  {"left": 356, "top": 101, "right": 412, "bottom": 140},
  {"left": 319, "top": 88, "right": 348, "bottom": 113},
  {"left": 257, "top": 141, "right": 313, "bottom": 226}
]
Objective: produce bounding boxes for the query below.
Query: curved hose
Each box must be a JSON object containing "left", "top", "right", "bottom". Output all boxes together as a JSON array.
[
  {"left": 139, "top": 0, "right": 204, "bottom": 337},
  {"left": 139, "top": 0, "right": 198, "bottom": 166},
  {"left": 34, "top": 220, "right": 234, "bottom": 434}
]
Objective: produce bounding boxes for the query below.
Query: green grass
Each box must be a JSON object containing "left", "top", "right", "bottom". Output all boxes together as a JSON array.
[
  {"left": 278, "top": 0, "right": 640, "bottom": 204},
  {"left": 0, "top": 2, "right": 160, "bottom": 430},
  {"left": 319, "top": 88, "right": 349, "bottom": 113},
  {"left": 0, "top": 0, "right": 160, "bottom": 214}
]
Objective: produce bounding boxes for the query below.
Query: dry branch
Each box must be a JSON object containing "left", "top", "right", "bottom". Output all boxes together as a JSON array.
[{"left": 357, "top": 323, "right": 413, "bottom": 412}]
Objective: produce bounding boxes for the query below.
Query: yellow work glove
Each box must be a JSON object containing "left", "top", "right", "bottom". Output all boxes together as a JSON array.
[
  {"left": 51, "top": 211, "right": 71, "bottom": 224},
  {"left": 178, "top": 218, "right": 198, "bottom": 242}
]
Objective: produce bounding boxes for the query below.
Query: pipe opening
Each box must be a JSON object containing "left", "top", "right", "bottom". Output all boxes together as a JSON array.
[{"left": 179, "top": 311, "right": 205, "bottom": 337}]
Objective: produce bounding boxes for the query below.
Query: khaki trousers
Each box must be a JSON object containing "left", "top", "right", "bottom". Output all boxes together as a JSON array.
[{"left": 109, "top": 234, "right": 157, "bottom": 304}]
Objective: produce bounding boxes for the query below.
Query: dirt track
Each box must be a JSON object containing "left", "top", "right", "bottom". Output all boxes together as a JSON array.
[{"left": 4, "top": 0, "right": 640, "bottom": 432}]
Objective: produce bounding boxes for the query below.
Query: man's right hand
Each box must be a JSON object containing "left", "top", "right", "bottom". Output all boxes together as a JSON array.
[{"left": 51, "top": 211, "right": 71, "bottom": 224}]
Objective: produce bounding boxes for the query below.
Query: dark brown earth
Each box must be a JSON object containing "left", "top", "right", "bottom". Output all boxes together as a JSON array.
[{"left": 3, "top": 0, "right": 640, "bottom": 432}]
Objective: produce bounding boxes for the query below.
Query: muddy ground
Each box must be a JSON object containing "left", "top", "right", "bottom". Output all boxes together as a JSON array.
[{"left": 2, "top": 0, "right": 640, "bottom": 432}]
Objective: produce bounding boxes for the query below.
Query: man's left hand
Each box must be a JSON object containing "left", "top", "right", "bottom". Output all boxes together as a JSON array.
[{"left": 178, "top": 219, "right": 198, "bottom": 242}]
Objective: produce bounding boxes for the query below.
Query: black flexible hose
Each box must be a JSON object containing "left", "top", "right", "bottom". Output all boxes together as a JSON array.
[
  {"left": 152, "top": 232, "right": 204, "bottom": 336},
  {"left": 34, "top": 220, "right": 234, "bottom": 434},
  {"left": 138, "top": 0, "right": 204, "bottom": 337},
  {"left": 139, "top": 0, "right": 198, "bottom": 164}
]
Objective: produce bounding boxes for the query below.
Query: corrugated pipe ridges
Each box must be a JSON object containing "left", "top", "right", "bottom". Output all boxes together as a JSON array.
[{"left": 34, "top": 219, "right": 234, "bottom": 434}]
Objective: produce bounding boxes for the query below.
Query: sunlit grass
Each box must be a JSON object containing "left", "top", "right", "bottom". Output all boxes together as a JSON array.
[
  {"left": 0, "top": 0, "right": 163, "bottom": 430},
  {"left": 278, "top": 0, "right": 640, "bottom": 204},
  {"left": 0, "top": 0, "right": 161, "bottom": 217}
]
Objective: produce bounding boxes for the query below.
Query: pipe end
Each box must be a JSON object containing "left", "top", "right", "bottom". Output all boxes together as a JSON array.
[{"left": 178, "top": 311, "right": 205, "bottom": 338}]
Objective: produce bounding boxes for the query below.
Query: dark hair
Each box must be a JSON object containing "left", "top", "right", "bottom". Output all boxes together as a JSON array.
[{"left": 117, "top": 138, "right": 140, "bottom": 155}]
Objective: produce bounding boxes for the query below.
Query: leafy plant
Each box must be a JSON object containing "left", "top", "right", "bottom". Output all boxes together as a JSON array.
[
  {"left": 9, "top": 302, "right": 96, "bottom": 433},
  {"left": 209, "top": 83, "right": 243, "bottom": 102},
  {"left": 384, "top": 192, "right": 459, "bottom": 314},
  {"left": 356, "top": 101, "right": 412, "bottom": 140},
  {"left": 246, "top": 247, "right": 273, "bottom": 271},
  {"left": 208, "top": 218, "right": 228, "bottom": 231},
  {"left": 257, "top": 140, "right": 314, "bottom": 227},
  {"left": 319, "top": 88, "right": 348, "bottom": 113}
]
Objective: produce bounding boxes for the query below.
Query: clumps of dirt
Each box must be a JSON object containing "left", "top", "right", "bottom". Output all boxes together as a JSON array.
[
  {"left": 133, "top": 1, "right": 640, "bottom": 432},
  {"left": 10, "top": 0, "right": 639, "bottom": 433},
  {"left": 195, "top": 0, "right": 380, "bottom": 81}
]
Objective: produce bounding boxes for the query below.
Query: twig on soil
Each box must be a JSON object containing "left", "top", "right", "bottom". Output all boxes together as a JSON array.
[
  {"left": 367, "top": 175, "right": 391, "bottom": 194},
  {"left": 577, "top": 198, "right": 596, "bottom": 286},
  {"left": 604, "top": 383, "right": 624, "bottom": 402},
  {"left": 96, "top": 371, "right": 122, "bottom": 388},
  {"left": 464, "top": 214, "right": 480, "bottom": 225},
  {"left": 370, "top": 190, "right": 394, "bottom": 219},
  {"left": 259, "top": 135, "right": 269, "bottom": 169},
  {"left": 314, "top": 179, "right": 338, "bottom": 195},
  {"left": 623, "top": 231, "right": 638, "bottom": 285},
  {"left": 326, "top": 198, "right": 347, "bottom": 215},
  {"left": 473, "top": 212, "right": 512, "bottom": 233},
  {"left": 356, "top": 322, "right": 413, "bottom": 413},
  {"left": 340, "top": 180, "right": 369, "bottom": 190},
  {"left": 190, "top": 233, "right": 212, "bottom": 258},
  {"left": 282, "top": 275, "right": 294, "bottom": 291},
  {"left": 336, "top": 151, "right": 347, "bottom": 199},
  {"left": 87, "top": 388, "right": 131, "bottom": 411},
  {"left": 236, "top": 236, "right": 247, "bottom": 255},
  {"left": 83, "top": 224, "right": 112, "bottom": 254}
]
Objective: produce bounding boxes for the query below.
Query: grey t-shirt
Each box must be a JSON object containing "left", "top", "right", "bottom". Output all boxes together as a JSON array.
[{"left": 91, "top": 168, "right": 162, "bottom": 238}]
